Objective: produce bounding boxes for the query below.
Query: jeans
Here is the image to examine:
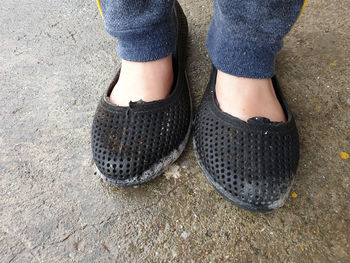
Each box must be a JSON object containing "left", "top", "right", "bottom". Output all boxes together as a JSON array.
[{"left": 99, "top": 0, "right": 305, "bottom": 78}]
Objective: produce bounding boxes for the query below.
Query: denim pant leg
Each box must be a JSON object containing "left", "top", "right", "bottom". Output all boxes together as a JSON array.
[
  {"left": 207, "top": 0, "right": 305, "bottom": 78},
  {"left": 100, "top": 0, "right": 176, "bottom": 62}
]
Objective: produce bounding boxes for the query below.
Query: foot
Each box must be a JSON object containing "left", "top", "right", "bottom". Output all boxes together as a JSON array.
[
  {"left": 110, "top": 55, "right": 173, "bottom": 106},
  {"left": 215, "top": 70, "right": 286, "bottom": 122}
]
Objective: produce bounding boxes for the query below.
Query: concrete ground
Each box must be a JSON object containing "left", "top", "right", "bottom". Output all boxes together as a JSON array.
[{"left": 1, "top": 0, "right": 349, "bottom": 262}]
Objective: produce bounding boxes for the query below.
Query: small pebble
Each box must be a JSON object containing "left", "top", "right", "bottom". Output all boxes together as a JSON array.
[
  {"left": 181, "top": 231, "right": 190, "bottom": 239},
  {"left": 181, "top": 160, "right": 190, "bottom": 169}
]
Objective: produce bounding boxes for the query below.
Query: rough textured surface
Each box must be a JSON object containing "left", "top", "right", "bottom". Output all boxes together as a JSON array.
[{"left": 1, "top": 0, "right": 349, "bottom": 262}]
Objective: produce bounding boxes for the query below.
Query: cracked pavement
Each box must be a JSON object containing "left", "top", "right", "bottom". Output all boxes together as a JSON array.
[{"left": 1, "top": 0, "right": 349, "bottom": 262}]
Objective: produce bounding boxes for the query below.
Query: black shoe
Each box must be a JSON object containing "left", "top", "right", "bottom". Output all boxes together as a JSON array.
[
  {"left": 91, "top": 2, "right": 191, "bottom": 186},
  {"left": 193, "top": 67, "right": 299, "bottom": 211}
]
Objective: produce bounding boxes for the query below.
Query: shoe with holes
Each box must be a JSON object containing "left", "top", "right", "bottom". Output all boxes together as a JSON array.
[
  {"left": 91, "top": 2, "right": 191, "bottom": 186},
  {"left": 193, "top": 67, "right": 299, "bottom": 212}
]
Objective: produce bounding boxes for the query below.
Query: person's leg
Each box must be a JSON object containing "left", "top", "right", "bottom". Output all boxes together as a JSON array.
[
  {"left": 207, "top": 0, "right": 305, "bottom": 122},
  {"left": 193, "top": 1, "right": 305, "bottom": 211},
  {"left": 92, "top": 2, "right": 191, "bottom": 186},
  {"left": 99, "top": 0, "right": 175, "bottom": 106}
]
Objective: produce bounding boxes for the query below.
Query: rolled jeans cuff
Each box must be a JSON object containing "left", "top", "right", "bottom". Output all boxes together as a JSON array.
[
  {"left": 206, "top": 22, "right": 283, "bottom": 79},
  {"left": 105, "top": 15, "right": 177, "bottom": 62}
]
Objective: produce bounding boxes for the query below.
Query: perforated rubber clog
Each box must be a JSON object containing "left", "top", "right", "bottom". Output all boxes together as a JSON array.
[
  {"left": 91, "top": 2, "right": 191, "bottom": 186},
  {"left": 193, "top": 67, "right": 299, "bottom": 211}
]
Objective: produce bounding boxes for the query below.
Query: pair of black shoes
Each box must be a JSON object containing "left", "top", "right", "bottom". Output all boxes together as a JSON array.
[{"left": 91, "top": 2, "right": 299, "bottom": 212}]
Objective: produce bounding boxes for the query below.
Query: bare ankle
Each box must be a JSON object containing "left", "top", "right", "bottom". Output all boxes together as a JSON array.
[
  {"left": 215, "top": 70, "right": 286, "bottom": 122},
  {"left": 110, "top": 55, "right": 173, "bottom": 106}
]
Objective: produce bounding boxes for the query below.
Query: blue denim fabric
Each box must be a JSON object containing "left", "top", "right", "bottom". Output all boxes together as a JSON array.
[
  {"left": 100, "top": 0, "right": 304, "bottom": 78},
  {"left": 101, "top": 0, "right": 176, "bottom": 62}
]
